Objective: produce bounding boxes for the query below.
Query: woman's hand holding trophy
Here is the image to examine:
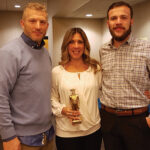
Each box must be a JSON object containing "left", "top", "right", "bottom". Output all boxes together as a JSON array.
[{"left": 61, "top": 89, "right": 82, "bottom": 125}]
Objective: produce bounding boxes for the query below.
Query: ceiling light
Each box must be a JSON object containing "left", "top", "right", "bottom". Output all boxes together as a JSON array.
[
  {"left": 14, "top": 5, "right": 21, "bottom": 8},
  {"left": 86, "top": 14, "right": 93, "bottom": 17}
]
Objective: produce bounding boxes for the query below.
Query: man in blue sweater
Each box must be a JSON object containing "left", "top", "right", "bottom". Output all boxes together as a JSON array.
[{"left": 0, "top": 2, "right": 54, "bottom": 150}]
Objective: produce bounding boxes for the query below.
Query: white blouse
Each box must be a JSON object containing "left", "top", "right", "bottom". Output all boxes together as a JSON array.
[{"left": 51, "top": 65, "right": 102, "bottom": 137}]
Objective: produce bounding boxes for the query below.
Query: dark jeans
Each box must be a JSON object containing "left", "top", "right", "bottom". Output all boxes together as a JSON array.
[
  {"left": 100, "top": 109, "right": 150, "bottom": 150},
  {"left": 56, "top": 128, "right": 102, "bottom": 150}
]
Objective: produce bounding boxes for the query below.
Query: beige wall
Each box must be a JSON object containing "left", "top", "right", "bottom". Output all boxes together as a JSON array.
[
  {"left": 101, "top": 18, "right": 111, "bottom": 45},
  {"left": 52, "top": 18, "right": 102, "bottom": 66},
  {"left": 0, "top": 11, "right": 22, "bottom": 47},
  {"left": 0, "top": 0, "right": 150, "bottom": 64},
  {"left": 132, "top": 0, "right": 150, "bottom": 41}
]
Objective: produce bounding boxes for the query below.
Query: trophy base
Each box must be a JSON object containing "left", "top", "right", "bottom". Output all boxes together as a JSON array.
[{"left": 72, "top": 119, "right": 82, "bottom": 125}]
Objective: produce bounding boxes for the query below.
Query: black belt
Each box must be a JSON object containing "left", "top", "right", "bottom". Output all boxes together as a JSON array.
[{"left": 101, "top": 104, "right": 148, "bottom": 116}]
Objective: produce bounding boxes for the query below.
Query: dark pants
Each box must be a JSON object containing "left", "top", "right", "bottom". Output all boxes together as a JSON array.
[
  {"left": 100, "top": 109, "right": 150, "bottom": 150},
  {"left": 56, "top": 128, "right": 102, "bottom": 150}
]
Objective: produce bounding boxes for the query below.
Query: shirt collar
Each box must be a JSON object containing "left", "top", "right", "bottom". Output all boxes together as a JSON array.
[
  {"left": 21, "top": 32, "right": 45, "bottom": 49},
  {"left": 108, "top": 34, "right": 133, "bottom": 48},
  {"left": 126, "top": 34, "right": 134, "bottom": 45}
]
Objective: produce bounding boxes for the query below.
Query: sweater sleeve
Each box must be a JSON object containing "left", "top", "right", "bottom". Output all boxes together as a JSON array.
[
  {"left": 0, "top": 49, "right": 19, "bottom": 140},
  {"left": 51, "top": 67, "right": 66, "bottom": 117}
]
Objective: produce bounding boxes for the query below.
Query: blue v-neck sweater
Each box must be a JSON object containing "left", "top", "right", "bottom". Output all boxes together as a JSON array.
[{"left": 0, "top": 34, "right": 53, "bottom": 140}]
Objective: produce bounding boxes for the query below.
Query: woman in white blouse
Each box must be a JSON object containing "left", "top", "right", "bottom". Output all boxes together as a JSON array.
[{"left": 51, "top": 27, "right": 102, "bottom": 150}]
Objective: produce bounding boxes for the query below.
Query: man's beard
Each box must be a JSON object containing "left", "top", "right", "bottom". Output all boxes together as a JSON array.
[{"left": 109, "top": 24, "right": 132, "bottom": 42}]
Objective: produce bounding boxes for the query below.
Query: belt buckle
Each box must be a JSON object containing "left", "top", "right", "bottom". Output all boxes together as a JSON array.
[
  {"left": 42, "top": 133, "right": 47, "bottom": 145},
  {"left": 115, "top": 108, "right": 124, "bottom": 112},
  {"left": 115, "top": 108, "right": 125, "bottom": 115}
]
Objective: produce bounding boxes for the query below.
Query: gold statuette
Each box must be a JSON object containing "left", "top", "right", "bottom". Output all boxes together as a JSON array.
[{"left": 69, "top": 89, "right": 82, "bottom": 124}]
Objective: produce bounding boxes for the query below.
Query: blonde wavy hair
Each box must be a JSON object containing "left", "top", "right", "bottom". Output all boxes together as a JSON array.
[
  {"left": 59, "top": 27, "right": 101, "bottom": 73},
  {"left": 22, "top": 2, "right": 48, "bottom": 20}
]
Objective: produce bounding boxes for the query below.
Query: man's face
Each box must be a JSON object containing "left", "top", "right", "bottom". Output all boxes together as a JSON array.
[
  {"left": 107, "top": 6, "right": 133, "bottom": 42},
  {"left": 20, "top": 8, "right": 48, "bottom": 44}
]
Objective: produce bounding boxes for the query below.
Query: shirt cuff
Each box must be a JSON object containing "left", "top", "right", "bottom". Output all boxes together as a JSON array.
[{"left": 2, "top": 135, "right": 17, "bottom": 142}]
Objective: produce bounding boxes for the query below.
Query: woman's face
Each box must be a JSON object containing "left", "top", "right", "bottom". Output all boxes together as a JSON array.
[{"left": 68, "top": 33, "right": 85, "bottom": 61}]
